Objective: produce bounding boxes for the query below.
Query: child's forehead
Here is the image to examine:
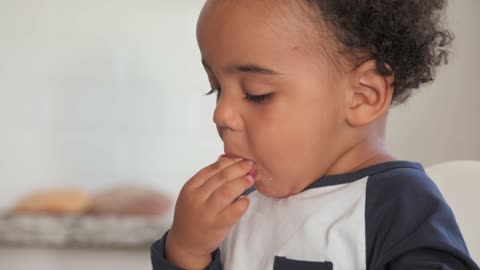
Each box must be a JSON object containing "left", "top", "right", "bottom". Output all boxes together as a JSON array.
[
  {"left": 201, "top": 0, "right": 279, "bottom": 27},
  {"left": 199, "top": 0, "right": 322, "bottom": 36},
  {"left": 197, "top": 0, "right": 330, "bottom": 65}
]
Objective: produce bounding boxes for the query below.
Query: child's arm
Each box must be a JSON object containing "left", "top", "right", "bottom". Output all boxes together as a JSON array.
[
  {"left": 151, "top": 156, "right": 255, "bottom": 270},
  {"left": 365, "top": 171, "right": 479, "bottom": 270}
]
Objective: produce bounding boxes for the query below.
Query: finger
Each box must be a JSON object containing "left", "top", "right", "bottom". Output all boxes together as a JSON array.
[
  {"left": 199, "top": 159, "right": 254, "bottom": 193},
  {"left": 206, "top": 175, "right": 254, "bottom": 212},
  {"left": 187, "top": 155, "right": 244, "bottom": 189},
  {"left": 215, "top": 196, "right": 250, "bottom": 228}
]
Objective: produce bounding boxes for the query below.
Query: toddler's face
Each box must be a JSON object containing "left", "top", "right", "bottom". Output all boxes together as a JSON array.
[{"left": 197, "top": 0, "right": 351, "bottom": 197}]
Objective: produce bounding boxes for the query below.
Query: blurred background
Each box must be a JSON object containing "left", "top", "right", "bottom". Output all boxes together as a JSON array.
[
  {"left": 0, "top": 0, "right": 479, "bottom": 269},
  {"left": 0, "top": 0, "right": 216, "bottom": 210}
]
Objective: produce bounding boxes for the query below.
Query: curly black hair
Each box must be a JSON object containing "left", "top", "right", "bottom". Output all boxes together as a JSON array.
[{"left": 303, "top": 0, "right": 454, "bottom": 104}]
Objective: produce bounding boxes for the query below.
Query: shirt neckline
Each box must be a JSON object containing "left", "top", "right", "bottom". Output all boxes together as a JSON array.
[{"left": 303, "top": 160, "right": 424, "bottom": 191}]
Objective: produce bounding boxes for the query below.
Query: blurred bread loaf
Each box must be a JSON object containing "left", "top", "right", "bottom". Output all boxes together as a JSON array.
[
  {"left": 13, "top": 189, "right": 92, "bottom": 215},
  {"left": 89, "top": 185, "right": 171, "bottom": 217}
]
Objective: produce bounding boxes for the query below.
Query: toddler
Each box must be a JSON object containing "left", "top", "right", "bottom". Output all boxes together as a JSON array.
[{"left": 152, "top": 0, "right": 479, "bottom": 269}]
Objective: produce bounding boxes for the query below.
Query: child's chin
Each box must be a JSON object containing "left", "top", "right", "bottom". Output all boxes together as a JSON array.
[{"left": 253, "top": 181, "right": 287, "bottom": 198}]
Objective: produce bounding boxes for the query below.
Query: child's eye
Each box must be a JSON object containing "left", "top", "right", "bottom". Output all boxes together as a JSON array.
[
  {"left": 244, "top": 93, "right": 272, "bottom": 104},
  {"left": 205, "top": 88, "right": 272, "bottom": 104},
  {"left": 206, "top": 88, "right": 221, "bottom": 102}
]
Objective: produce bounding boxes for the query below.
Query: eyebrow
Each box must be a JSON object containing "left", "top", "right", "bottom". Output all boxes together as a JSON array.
[{"left": 202, "top": 60, "right": 283, "bottom": 76}]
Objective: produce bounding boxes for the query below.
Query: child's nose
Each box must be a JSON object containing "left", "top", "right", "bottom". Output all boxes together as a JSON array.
[{"left": 213, "top": 95, "right": 244, "bottom": 134}]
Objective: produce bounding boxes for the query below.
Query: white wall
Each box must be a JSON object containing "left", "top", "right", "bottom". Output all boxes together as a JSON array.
[
  {"left": 387, "top": 0, "right": 480, "bottom": 164},
  {"left": 0, "top": 0, "right": 220, "bottom": 210},
  {"left": 0, "top": 0, "right": 479, "bottom": 210}
]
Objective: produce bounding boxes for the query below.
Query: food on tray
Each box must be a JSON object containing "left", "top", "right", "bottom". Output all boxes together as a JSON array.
[
  {"left": 89, "top": 185, "right": 171, "bottom": 216},
  {"left": 12, "top": 189, "right": 92, "bottom": 215}
]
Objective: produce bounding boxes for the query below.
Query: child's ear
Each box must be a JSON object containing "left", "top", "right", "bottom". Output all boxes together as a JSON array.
[{"left": 345, "top": 60, "right": 394, "bottom": 127}]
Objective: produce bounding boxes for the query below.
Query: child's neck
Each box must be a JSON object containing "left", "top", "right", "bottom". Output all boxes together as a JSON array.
[{"left": 324, "top": 134, "right": 395, "bottom": 177}]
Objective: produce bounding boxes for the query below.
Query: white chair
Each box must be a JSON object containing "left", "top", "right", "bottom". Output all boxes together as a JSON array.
[{"left": 426, "top": 160, "right": 480, "bottom": 262}]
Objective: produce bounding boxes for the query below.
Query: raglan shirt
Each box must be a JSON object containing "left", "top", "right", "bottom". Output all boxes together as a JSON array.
[{"left": 151, "top": 161, "right": 479, "bottom": 270}]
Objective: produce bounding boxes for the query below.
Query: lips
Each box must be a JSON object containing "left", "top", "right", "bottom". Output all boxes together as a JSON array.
[{"left": 247, "top": 165, "right": 258, "bottom": 178}]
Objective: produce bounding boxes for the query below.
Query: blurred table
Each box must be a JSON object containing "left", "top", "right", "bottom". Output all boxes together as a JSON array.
[{"left": 0, "top": 246, "right": 152, "bottom": 270}]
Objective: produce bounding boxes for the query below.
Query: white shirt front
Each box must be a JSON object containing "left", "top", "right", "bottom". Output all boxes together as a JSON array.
[{"left": 221, "top": 177, "right": 368, "bottom": 270}]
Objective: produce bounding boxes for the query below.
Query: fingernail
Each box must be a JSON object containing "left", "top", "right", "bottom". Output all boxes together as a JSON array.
[
  {"left": 235, "top": 195, "right": 246, "bottom": 202},
  {"left": 235, "top": 157, "right": 244, "bottom": 162}
]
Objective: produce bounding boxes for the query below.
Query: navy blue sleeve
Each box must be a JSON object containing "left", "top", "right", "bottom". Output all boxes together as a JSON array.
[
  {"left": 151, "top": 230, "right": 223, "bottom": 270},
  {"left": 365, "top": 167, "right": 479, "bottom": 270}
]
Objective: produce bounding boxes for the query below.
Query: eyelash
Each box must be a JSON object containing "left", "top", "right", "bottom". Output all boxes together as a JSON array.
[{"left": 206, "top": 88, "right": 272, "bottom": 104}]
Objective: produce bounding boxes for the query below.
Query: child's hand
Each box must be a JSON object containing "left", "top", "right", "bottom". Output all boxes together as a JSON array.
[{"left": 165, "top": 155, "right": 255, "bottom": 269}]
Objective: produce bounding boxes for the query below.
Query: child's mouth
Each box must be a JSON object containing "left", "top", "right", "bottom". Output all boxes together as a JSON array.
[
  {"left": 224, "top": 153, "right": 258, "bottom": 178},
  {"left": 247, "top": 164, "right": 258, "bottom": 179},
  {"left": 223, "top": 153, "right": 267, "bottom": 183}
]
